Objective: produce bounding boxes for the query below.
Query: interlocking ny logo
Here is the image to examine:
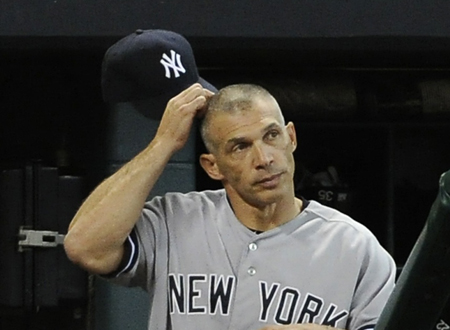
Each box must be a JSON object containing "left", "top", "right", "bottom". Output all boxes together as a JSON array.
[{"left": 160, "top": 50, "right": 186, "bottom": 78}]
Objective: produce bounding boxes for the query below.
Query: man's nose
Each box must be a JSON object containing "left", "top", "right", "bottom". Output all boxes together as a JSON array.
[{"left": 253, "top": 143, "right": 273, "bottom": 169}]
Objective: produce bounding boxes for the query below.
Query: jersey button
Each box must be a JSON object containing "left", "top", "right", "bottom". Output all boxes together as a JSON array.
[
  {"left": 248, "top": 267, "right": 256, "bottom": 276},
  {"left": 249, "top": 243, "right": 258, "bottom": 251}
]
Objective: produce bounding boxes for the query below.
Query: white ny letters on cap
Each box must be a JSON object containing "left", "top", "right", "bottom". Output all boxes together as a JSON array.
[{"left": 160, "top": 50, "right": 186, "bottom": 78}]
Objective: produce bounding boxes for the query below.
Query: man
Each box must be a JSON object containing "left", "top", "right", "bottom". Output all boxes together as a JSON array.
[{"left": 64, "top": 83, "right": 396, "bottom": 330}]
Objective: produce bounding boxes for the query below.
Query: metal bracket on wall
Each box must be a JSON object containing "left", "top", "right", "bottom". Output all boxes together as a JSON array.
[{"left": 18, "top": 227, "right": 65, "bottom": 252}]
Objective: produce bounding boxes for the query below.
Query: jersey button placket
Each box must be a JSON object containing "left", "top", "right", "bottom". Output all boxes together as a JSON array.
[
  {"left": 229, "top": 240, "right": 261, "bottom": 330},
  {"left": 248, "top": 242, "right": 258, "bottom": 275}
]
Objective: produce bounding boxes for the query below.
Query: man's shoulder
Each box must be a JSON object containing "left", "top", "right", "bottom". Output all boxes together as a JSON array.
[
  {"left": 165, "top": 188, "right": 226, "bottom": 202},
  {"left": 148, "top": 189, "right": 227, "bottom": 209},
  {"left": 305, "top": 200, "right": 394, "bottom": 263},
  {"left": 305, "top": 200, "right": 375, "bottom": 239}
]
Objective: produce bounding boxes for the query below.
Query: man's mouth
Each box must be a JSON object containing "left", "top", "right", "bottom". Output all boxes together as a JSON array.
[{"left": 255, "top": 173, "right": 283, "bottom": 188}]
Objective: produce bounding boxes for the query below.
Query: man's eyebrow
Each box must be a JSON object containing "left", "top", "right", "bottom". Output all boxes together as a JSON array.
[
  {"left": 225, "top": 136, "right": 247, "bottom": 147},
  {"left": 225, "top": 122, "right": 282, "bottom": 147},
  {"left": 263, "top": 122, "right": 282, "bottom": 133}
]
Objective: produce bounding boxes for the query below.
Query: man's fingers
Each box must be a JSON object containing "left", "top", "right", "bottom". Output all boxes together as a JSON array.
[
  {"left": 182, "top": 94, "right": 208, "bottom": 115},
  {"left": 177, "top": 83, "right": 203, "bottom": 98},
  {"left": 173, "top": 86, "right": 211, "bottom": 114},
  {"left": 172, "top": 83, "right": 204, "bottom": 104},
  {"left": 192, "top": 88, "right": 215, "bottom": 118},
  {"left": 203, "top": 88, "right": 215, "bottom": 96},
  {"left": 166, "top": 83, "right": 215, "bottom": 114}
]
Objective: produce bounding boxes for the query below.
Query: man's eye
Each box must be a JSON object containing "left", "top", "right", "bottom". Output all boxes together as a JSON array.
[
  {"left": 267, "top": 130, "right": 280, "bottom": 139},
  {"left": 233, "top": 143, "right": 248, "bottom": 152}
]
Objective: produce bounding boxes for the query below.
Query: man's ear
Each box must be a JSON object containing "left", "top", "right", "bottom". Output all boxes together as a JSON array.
[
  {"left": 286, "top": 121, "right": 297, "bottom": 152},
  {"left": 199, "top": 153, "right": 224, "bottom": 181}
]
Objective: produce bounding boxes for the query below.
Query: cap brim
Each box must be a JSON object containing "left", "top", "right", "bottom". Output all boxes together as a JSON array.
[{"left": 198, "top": 76, "right": 218, "bottom": 93}]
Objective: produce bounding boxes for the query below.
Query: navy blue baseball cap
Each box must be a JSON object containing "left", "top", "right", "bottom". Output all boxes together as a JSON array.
[{"left": 101, "top": 29, "right": 217, "bottom": 119}]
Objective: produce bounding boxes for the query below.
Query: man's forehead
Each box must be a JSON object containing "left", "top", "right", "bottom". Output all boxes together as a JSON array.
[
  {"left": 210, "top": 97, "right": 282, "bottom": 123},
  {"left": 204, "top": 95, "right": 284, "bottom": 148},
  {"left": 213, "top": 107, "right": 280, "bottom": 127},
  {"left": 215, "top": 115, "right": 282, "bottom": 148}
]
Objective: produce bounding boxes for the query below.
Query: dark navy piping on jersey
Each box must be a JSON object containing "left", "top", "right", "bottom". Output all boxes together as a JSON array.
[
  {"left": 105, "top": 229, "right": 139, "bottom": 278},
  {"left": 358, "top": 325, "right": 375, "bottom": 330}
]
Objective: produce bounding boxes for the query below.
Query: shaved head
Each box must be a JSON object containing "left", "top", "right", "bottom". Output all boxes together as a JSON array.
[{"left": 201, "top": 84, "right": 285, "bottom": 153}]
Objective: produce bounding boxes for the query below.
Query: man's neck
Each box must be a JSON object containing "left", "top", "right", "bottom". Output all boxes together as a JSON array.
[{"left": 227, "top": 194, "right": 303, "bottom": 232}]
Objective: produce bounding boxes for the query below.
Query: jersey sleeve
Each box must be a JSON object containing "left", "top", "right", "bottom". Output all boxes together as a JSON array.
[
  {"left": 348, "top": 235, "right": 397, "bottom": 330},
  {"left": 104, "top": 195, "right": 169, "bottom": 290},
  {"left": 101, "top": 229, "right": 139, "bottom": 279}
]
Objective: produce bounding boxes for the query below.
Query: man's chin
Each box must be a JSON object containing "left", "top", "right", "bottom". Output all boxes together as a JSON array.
[{"left": 248, "top": 189, "right": 286, "bottom": 207}]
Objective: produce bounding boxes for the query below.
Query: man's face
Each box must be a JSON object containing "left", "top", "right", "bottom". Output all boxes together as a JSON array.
[{"left": 202, "top": 96, "right": 297, "bottom": 207}]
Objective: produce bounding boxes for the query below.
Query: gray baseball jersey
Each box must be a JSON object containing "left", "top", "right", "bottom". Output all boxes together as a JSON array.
[{"left": 108, "top": 189, "right": 396, "bottom": 330}]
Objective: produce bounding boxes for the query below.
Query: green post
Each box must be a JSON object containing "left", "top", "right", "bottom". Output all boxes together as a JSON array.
[{"left": 375, "top": 170, "right": 450, "bottom": 330}]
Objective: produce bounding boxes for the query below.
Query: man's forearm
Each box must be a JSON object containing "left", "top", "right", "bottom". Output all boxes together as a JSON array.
[
  {"left": 64, "top": 83, "right": 212, "bottom": 275},
  {"left": 64, "top": 137, "right": 174, "bottom": 274}
]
